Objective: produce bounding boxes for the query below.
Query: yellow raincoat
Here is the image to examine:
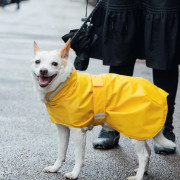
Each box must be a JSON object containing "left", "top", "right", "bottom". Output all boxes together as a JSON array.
[{"left": 45, "top": 69, "right": 168, "bottom": 140}]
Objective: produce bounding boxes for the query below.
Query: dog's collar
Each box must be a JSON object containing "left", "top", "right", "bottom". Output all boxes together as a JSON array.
[{"left": 46, "top": 69, "right": 77, "bottom": 103}]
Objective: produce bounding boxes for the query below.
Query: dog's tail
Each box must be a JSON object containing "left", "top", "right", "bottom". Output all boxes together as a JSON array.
[{"left": 153, "top": 129, "right": 176, "bottom": 149}]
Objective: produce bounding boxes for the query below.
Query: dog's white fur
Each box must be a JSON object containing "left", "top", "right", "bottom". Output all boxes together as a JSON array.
[{"left": 31, "top": 40, "right": 176, "bottom": 180}]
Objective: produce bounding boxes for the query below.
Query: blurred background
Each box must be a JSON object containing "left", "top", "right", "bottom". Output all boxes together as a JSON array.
[{"left": 0, "top": 0, "right": 179, "bottom": 180}]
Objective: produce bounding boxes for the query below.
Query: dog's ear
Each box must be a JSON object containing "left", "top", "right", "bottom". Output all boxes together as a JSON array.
[
  {"left": 60, "top": 38, "right": 71, "bottom": 59},
  {"left": 34, "top": 41, "right": 40, "bottom": 56}
]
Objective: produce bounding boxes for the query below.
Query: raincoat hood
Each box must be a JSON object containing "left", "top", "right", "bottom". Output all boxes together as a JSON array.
[{"left": 45, "top": 69, "right": 168, "bottom": 140}]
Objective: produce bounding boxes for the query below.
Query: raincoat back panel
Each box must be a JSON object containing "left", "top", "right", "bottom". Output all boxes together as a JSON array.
[{"left": 101, "top": 73, "right": 168, "bottom": 139}]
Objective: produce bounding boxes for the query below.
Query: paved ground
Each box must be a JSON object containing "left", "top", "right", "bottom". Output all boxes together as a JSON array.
[{"left": 0, "top": 0, "right": 180, "bottom": 179}]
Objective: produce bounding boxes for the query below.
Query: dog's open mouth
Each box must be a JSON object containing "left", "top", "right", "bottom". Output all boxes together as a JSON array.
[{"left": 35, "top": 74, "right": 57, "bottom": 87}]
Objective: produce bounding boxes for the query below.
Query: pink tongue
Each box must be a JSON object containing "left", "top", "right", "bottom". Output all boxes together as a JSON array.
[{"left": 38, "top": 77, "right": 51, "bottom": 86}]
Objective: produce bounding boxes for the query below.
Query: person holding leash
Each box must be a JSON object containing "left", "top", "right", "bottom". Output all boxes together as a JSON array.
[{"left": 85, "top": 0, "right": 179, "bottom": 154}]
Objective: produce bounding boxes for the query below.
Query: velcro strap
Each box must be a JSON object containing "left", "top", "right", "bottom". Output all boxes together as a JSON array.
[
  {"left": 91, "top": 75, "right": 104, "bottom": 86},
  {"left": 91, "top": 75, "right": 105, "bottom": 125}
]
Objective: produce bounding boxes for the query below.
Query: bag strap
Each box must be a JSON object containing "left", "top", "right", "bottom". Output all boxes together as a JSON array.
[
  {"left": 85, "top": 0, "right": 88, "bottom": 18},
  {"left": 71, "top": 0, "right": 102, "bottom": 43},
  {"left": 82, "top": 0, "right": 88, "bottom": 22}
]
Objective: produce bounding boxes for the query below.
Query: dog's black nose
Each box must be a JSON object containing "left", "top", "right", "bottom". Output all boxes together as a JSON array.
[{"left": 40, "top": 68, "right": 48, "bottom": 76}]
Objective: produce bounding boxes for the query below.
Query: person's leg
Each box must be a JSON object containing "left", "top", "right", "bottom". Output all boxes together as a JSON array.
[
  {"left": 153, "top": 67, "right": 179, "bottom": 154},
  {"left": 16, "top": 0, "right": 20, "bottom": 10},
  {"left": 2, "top": 0, "right": 7, "bottom": 7},
  {"left": 109, "top": 64, "right": 135, "bottom": 76},
  {"left": 93, "top": 63, "right": 135, "bottom": 149}
]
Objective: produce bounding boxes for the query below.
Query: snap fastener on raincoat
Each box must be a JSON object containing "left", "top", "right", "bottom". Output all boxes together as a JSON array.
[{"left": 45, "top": 69, "right": 168, "bottom": 140}]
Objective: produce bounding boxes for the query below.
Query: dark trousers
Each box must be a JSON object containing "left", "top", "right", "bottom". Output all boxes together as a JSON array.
[
  {"left": 2, "top": 0, "right": 7, "bottom": 7},
  {"left": 16, "top": 0, "right": 20, "bottom": 9},
  {"left": 3, "top": 0, "right": 20, "bottom": 9},
  {"left": 109, "top": 64, "right": 179, "bottom": 130}
]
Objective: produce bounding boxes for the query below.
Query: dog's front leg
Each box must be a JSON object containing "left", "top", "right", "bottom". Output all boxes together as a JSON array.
[
  {"left": 64, "top": 128, "right": 86, "bottom": 179},
  {"left": 43, "top": 124, "right": 70, "bottom": 173}
]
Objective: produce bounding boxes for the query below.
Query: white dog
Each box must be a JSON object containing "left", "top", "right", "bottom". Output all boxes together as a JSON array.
[{"left": 31, "top": 40, "right": 176, "bottom": 180}]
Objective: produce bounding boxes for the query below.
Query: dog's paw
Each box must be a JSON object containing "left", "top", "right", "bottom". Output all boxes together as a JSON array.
[
  {"left": 43, "top": 166, "right": 60, "bottom": 173},
  {"left": 133, "top": 168, "right": 148, "bottom": 175},
  {"left": 64, "top": 172, "right": 78, "bottom": 179},
  {"left": 126, "top": 176, "right": 139, "bottom": 180}
]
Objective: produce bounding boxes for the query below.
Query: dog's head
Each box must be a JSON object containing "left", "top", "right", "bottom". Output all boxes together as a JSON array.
[{"left": 31, "top": 39, "right": 72, "bottom": 91}]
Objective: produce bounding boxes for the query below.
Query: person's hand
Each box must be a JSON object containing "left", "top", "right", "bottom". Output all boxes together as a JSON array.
[{"left": 74, "top": 52, "right": 89, "bottom": 71}]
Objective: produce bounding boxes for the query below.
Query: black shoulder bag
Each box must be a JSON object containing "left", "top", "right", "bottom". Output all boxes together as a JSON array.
[{"left": 62, "top": 0, "right": 102, "bottom": 71}]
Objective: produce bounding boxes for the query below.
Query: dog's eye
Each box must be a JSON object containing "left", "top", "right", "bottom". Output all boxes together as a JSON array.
[
  {"left": 35, "top": 60, "right": 40, "bottom": 64},
  {"left": 52, "top": 62, "right": 58, "bottom": 66}
]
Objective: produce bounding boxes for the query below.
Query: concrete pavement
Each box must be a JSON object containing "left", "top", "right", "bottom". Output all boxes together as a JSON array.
[{"left": 0, "top": 0, "right": 180, "bottom": 179}]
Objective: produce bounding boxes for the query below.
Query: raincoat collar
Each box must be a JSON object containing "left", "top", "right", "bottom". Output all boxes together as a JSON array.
[{"left": 46, "top": 69, "right": 77, "bottom": 103}]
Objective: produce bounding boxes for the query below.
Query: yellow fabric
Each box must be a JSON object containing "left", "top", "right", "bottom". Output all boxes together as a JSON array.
[
  {"left": 92, "top": 75, "right": 105, "bottom": 125},
  {"left": 45, "top": 69, "right": 168, "bottom": 140}
]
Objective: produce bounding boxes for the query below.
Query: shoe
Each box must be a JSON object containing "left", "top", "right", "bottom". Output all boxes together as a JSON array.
[
  {"left": 154, "top": 128, "right": 176, "bottom": 154},
  {"left": 93, "top": 129, "right": 120, "bottom": 149}
]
